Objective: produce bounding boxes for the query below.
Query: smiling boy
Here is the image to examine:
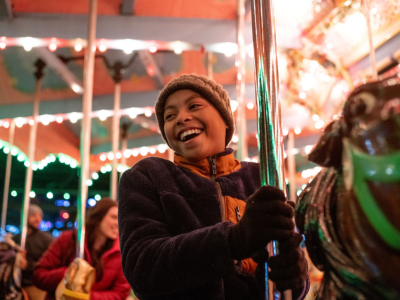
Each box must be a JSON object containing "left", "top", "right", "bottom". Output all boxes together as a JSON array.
[{"left": 118, "top": 74, "right": 309, "bottom": 300}]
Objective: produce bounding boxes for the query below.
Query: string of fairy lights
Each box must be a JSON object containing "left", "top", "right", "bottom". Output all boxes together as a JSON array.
[{"left": 0, "top": 36, "right": 251, "bottom": 58}]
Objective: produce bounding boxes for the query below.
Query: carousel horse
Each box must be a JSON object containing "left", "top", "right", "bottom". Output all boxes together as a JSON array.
[
  {"left": 0, "top": 234, "right": 24, "bottom": 300},
  {"left": 55, "top": 258, "right": 95, "bottom": 300},
  {"left": 296, "top": 77, "right": 400, "bottom": 299}
]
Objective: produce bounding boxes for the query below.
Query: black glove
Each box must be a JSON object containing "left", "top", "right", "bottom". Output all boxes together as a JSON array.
[
  {"left": 268, "top": 233, "right": 308, "bottom": 292},
  {"left": 228, "top": 186, "right": 295, "bottom": 260}
]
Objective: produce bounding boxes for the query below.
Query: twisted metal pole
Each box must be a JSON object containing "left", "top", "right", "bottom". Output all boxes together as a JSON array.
[
  {"left": 110, "top": 80, "right": 121, "bottom": 200},
  {"left": 250, "top": 0, "right": 290, "bottom": 299}
]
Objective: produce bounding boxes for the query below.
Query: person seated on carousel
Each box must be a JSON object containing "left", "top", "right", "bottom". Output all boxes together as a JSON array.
[
  {"left": 33, "top": 198, "right": 131, "bottom": 300},
  {"left": 12, "top": 204, "right": 54, "bottom": 300},
  {"left": 118, "top": 74, "right": 309, "bottom": 300}
]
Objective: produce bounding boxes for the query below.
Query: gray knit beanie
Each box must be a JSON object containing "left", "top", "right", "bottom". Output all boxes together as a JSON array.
[
  {"left": 29, "top": 204, "right": 43, "bottom": 217},
  {"left": 155, "top": 74, "right": 235, "bottom": 147}
]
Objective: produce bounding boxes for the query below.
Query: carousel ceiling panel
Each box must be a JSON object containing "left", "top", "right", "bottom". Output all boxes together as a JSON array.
[
  {"left": 12, "top": 0, "right": 123, "bottom": 15},
  {"left": 0, "top": 14, "right": 248, "bottom": 44},
  {"left": 0, "top": 122, "right": 80, "bottom": 162},
  {"left": 0, "top": 15, "right": 302, "bottom": 49},
  {"left": 133, "top": 0, "right": 236, "bottom": 19}
]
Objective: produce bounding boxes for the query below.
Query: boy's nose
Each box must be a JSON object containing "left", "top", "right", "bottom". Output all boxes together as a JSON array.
[{"left": 176, "top": 112, "right": 192, "bottom": 125}]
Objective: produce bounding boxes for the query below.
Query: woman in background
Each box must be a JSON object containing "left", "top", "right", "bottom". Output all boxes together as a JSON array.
[{"left": 34, "top": 198, "right": 130, "bottom": 300}]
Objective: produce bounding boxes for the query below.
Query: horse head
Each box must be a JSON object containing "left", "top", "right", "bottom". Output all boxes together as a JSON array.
[{"left": 297, "top": 77, "right": 400, "bottom": 299}]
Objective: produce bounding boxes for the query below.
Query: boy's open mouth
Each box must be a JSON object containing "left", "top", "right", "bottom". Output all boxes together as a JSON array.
[{"left": 178, "top": 129, "right": 204, "bottom": 142}]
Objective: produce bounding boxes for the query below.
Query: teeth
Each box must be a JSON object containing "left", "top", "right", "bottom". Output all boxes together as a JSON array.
[{"left": 180, "top": 129, "right": 203, "bottom": 141}]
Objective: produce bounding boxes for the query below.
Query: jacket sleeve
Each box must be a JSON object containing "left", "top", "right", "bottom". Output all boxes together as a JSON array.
[
  {"left": 90, "top": 266, "right": 131, "bottom": 300},
  {"left": 33, "top": 232, "right": 70, "bottom": 292},
  {"left": 118, "top": 163, "right": 236, "bottom": 298}
]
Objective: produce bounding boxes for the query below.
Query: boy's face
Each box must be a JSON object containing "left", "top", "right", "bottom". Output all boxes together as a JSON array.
[{"left": 163, "top": 89, "right": 227, "bottom": 162}]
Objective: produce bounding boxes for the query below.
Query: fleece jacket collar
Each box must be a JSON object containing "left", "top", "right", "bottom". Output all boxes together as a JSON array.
[{"left": 174, "top": 148, "right": 241, "bottom": 179}]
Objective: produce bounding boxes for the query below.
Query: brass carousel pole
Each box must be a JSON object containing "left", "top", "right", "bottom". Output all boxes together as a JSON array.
[
  {"left": 363, "top": 0, "right": 378, "bottom": 80},
  {"left": 120, "top": 123, "right": 129, "bottom": 180},
  {"left": 236, "top": 0, "right": 248, "bottom": 161},
  {"left": 21, "top": 60, "right": 45, "bottom": 249},
  {"left": 110, "top": 65, "right": 122, "bottom": 200},
  {"left": 250, "top": 0, "right": 290, "bottom": 299},
  {"left": 1, "top": 119, "right": 15, "bottom": 237},
  {"left": 77, "top": 0, "right": 98, "bottom": 259}
]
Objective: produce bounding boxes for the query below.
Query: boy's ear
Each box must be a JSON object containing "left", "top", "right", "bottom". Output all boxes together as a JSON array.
[{"left": 226, "top": 125, "right": 229, "bottom": 129}]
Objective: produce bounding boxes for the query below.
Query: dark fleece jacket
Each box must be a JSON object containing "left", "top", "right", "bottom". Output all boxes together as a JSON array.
[{"left": 118, "top": 149, "right": 308, "bottom": 300}]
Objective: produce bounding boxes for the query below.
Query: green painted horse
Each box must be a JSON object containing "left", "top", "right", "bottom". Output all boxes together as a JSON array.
[{"left": 296, "top": 77, "right": 400, "bottom": 299}]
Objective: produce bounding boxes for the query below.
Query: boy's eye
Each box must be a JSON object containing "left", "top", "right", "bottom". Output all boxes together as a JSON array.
[
  {"left": 190, "top": 104, "right": 201, "bottom": 109},
  {"left": 165, "top": 114, "right": 175, "bottom": 120}
]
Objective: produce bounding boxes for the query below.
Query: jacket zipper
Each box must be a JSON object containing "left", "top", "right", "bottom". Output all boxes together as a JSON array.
[
  {"left": 209, "top": 156, "right": 226, "bottom": 221},
  {"left": 234, "top": 207, "right": 241, "bottom": 223}
]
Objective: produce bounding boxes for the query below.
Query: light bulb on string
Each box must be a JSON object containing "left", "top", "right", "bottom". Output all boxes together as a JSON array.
[
  {"left": 282, "top": 128, "right": 289, "bottom": 136},
  {"left": 100, "top": 154, "right": 106, "bottom": 161},
  {"left": 174, "top": 47, "right": 182, "bottom": 54},
  {"left": 56, "top": 116, "right": 63, "bottom": 123},
  {"left": 144, "top": 110, "right": 152, "bottom": 117},
  {"left": 0, "top": 37, "right": 6, "bottom": 50},
  {"left": 29, "top": 119, "right": 34, "bottom": 126},
  {"left": 49, "top": 38, "right": 58, "bottom": 52},
  {"left": 129, "top": 111, "right": 137, "bottom": 119},
  {"left": 98, "top": 110, "right": 108, "bottom": 121},
  {"left": 157, "top": 145, "right": 167, "bottom": 154},
  {"left": 116, "top": 152, "right": 122, "bottom": 159},
  {"left": 3, "top": 121, "right": 9, "bottom": 128},
  {"left": 123, "top": 150, "right": 131, "bottom": 158},
  {"left": 69, "top": 113, "right": 78, "bottom": 123},
  {"left": 315, "top": 120, "right": 325, "bottom": 129},
  {"left": 140, "top": 147, "right": 149, "bottom": 156},
  {"left": 294, "top": 127, "right": 302, "bottom": 135},
  {"left": 24, "top": 43, "right": 33, "bottom": 52},
  {"left": 15, "top": 118, "right": 24, "bottom": 128},
  {"left": 75, "top": 43, "right": 83, "bottom": 52},
  {"left": 247, "top": 102, "right": 254, "bottom": 109},
  {"left": 312, "top": 114, "right": 320, "bottom": 122},
  {"left": 149, "top": 46, "right": 157, "bottom": 53},
  {"left": 99, "top": 44, "right": 107, "bottom": 53}
]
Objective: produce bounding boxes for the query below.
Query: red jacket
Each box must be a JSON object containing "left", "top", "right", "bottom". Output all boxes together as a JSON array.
[{"left": 33, "top": 230, "right": 131, "bottom": 300}]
